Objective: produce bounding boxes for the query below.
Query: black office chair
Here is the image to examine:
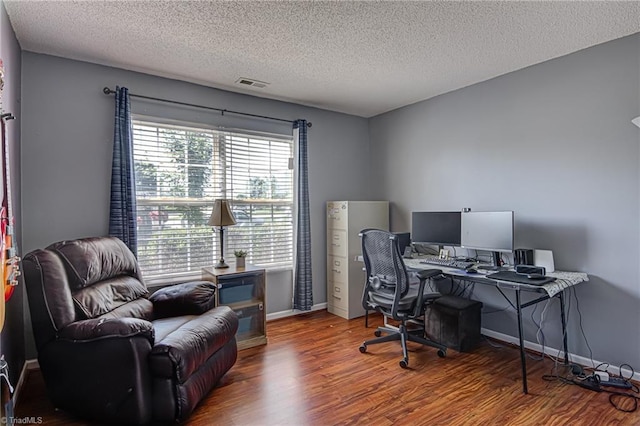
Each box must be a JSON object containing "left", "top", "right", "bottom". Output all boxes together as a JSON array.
[{"left": 358, "top": 229, "right": 447, "bottom": 368}]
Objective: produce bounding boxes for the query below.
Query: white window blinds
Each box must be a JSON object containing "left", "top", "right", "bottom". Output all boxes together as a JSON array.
[{"left": 132, "top": 119, "right": 294, "bottom": 281}]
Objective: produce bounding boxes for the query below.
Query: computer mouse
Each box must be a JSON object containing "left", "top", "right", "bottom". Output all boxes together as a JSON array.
[{"left": 527, "top": 273, "right": 545, "bottom": 280}]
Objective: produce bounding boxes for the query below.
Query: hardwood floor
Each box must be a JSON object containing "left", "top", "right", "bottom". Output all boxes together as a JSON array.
[{"left": 16, "top": 310, "right": 639, "bottom": 425}]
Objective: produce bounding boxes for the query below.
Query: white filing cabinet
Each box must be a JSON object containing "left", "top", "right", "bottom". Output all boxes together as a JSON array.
[{"left": 326, "top": 201, "right": 389, "bottom": 319}]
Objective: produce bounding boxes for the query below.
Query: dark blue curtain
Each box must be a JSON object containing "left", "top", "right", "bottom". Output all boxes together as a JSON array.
[
  {"left": 293, "top": 120, "right": 312, "bottom": 311},
  {"left": 108, "top": 86, "right": 138, "bottom": 255}
]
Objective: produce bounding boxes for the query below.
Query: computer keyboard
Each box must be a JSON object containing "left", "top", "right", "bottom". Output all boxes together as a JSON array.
[{"left": 419, "top": 257, "right": 475, "bottom": 270}]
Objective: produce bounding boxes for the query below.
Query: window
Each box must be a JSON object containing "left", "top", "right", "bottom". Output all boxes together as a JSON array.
[{"left": 132, "top": 119, "right": 294, "bottom": 281}]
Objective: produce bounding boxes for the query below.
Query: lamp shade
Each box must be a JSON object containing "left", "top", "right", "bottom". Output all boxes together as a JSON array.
[
  {"left": 633, "top": 116, "right": 640, "bottom": 128},
  {"left": 208, "top": 199, "right": 237, "bottom": 227}
]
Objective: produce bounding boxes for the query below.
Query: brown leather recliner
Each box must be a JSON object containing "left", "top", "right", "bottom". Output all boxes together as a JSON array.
[{"left": 23, "top": 236, "right": 238, "bottom": 424}]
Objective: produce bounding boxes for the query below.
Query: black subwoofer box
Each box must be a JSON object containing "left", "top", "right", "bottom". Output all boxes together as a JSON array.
[{"left": 425, "top": 295, "right": 483, "bottom": 352}]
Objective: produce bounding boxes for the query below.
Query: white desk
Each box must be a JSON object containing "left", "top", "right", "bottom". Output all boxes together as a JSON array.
[
  {"left": 404, "top": 258, "right": 587, "bottom": 296},
  {"left": 404, "top": 257, "right": 588, "bottom": 394}
]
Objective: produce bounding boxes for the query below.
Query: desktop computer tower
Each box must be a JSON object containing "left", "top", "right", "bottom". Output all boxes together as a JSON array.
[
  {"left": 393, "top": 232, "right": 411, "bottom": 255},
  {"left": 425, "top": 296, "right": 482, "bottom": 353}
]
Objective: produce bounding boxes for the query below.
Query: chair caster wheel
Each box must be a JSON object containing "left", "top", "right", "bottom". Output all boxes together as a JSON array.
[
  {"left": 374, "top": 330, "right": 382, "bottom": 337},
  {"left": 359, "top": 344, "right": 367, "bottom": 353},
  {"left": 399, "top": 359, "right": 408, "bottom": 368},
  {"left": 437, "top": 349, "right": 446, "bottom": 358}
]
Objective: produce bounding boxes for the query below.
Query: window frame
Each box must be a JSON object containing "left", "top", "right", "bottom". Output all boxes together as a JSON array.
[{"left": 131, "top": 115, "right": 295, "bottom": 286}]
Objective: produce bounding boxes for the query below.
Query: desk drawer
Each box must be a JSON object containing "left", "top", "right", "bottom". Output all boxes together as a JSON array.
[
  {"left": 329, "top": 281, "right": 348, "bottom": 309},
  {"left": 327, "top": 256, "right": 346, "bottom": 283},
  {"left": 328, "top": 230, "right": 347, "bottom": 257}
]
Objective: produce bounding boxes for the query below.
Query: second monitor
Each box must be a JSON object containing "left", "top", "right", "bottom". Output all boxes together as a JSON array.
[
  {"left": 461, "top": 211, "right": 514, "bottom": 268},
  {"left": 460, "top": 211, "right": 514, "bottom": 253}
]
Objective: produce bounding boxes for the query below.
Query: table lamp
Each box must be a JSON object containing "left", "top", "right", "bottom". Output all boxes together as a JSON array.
[{"left": 208, "top": 199, "right": 237, "bottom": 268}]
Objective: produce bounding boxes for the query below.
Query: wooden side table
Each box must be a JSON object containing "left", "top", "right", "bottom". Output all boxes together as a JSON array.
[{"left": 202, "top": 264, "right": 267, "bottom": 350}]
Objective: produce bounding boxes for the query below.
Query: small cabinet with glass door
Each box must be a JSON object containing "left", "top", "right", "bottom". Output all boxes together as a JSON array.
[{"left": 202, "top": 264, "right": 267, "bottom": 350}]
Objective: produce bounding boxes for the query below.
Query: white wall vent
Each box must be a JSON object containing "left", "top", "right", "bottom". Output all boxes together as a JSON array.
[{"left": 235, "top": 78, "right": 269, "bottom": 89}]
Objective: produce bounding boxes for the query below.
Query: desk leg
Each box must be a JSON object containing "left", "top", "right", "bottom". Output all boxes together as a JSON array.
[
  {"left": 515, "top": 289, "right": 528, "bottom": 394},
  {"left": 559, "top": 291, "right": 569, "bottom": 364}
]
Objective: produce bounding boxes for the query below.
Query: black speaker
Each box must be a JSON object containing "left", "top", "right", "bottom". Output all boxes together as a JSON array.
[
  {"left": 515, "top": 265, "right": 546, "bottom": 276},
  {"left": 514, "top": 249, "right": 534, "bottom": 266}
]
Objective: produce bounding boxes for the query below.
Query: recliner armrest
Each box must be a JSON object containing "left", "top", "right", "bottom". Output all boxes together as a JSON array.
[
  {"left": 150, "top": 281, "right": 216, "bottom": 319},
  {"left": 58, "top": 317, "right": 154, "bottom": 343}
]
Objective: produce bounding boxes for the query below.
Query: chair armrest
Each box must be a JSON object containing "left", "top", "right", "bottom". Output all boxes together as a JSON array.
[
  {"left": 150, "top": 281, "right": 216, "bottom": 318},
  {"left": 417, "top": 269, "right": 442, "bottom": 280},
  {"left": 58, "top": 317, "right": 154, "bottom": 343},
  {"left": 414, "top": 268, "right": 442, "bottom": 315}
]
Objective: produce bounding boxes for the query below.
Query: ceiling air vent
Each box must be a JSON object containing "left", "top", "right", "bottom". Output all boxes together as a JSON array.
[{"left": 235, "top": 77, "right": 270, "bottom": 89}]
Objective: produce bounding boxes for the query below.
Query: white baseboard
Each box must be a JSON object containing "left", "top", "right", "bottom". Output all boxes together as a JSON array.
[
  {"left": 267, "top": 303, "right": 327, "bottom": 321},
  {"left": 481, "top": 328, "right": 640, "bottom": 382}
]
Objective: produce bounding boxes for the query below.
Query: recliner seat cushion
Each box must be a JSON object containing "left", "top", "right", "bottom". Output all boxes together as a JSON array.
[
  {"left": 150, "top": 306, "right": 238, "bottom": 383},
  {"left": 97, "top": 298, "right": 154, "bottom": 322}
]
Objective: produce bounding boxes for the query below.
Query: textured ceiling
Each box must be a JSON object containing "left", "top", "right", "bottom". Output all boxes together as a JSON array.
[{"left": 5, "top": 1, "right": 640, "bottom": 117}]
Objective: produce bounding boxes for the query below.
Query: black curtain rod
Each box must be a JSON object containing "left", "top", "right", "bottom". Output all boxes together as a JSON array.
[{"left": 103, "top": 87, "right": 311, "bottom": 127}]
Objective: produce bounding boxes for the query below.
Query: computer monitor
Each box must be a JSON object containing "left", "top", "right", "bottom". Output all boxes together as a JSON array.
[
  {"left": 461, "top": 211, "right": 514, "bottom": 253},
  {"left": 411, "top": 211, "right": 461, "bottom": 246}
]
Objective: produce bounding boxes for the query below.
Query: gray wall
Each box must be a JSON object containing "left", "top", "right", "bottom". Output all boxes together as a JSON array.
[
  {"left": 0, "top": 1, "right": 23, "bottom": 386},
  {"left": 21, "top": 52, "right": 371, "bottom": 356},
  {"left": 369, "top": 34, "right": 640, "bottom": 368}
]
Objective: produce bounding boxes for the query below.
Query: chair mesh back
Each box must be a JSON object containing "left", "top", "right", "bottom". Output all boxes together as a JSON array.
[{"left": 361, "top": 229, "right": 409, "bottom": 296}]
